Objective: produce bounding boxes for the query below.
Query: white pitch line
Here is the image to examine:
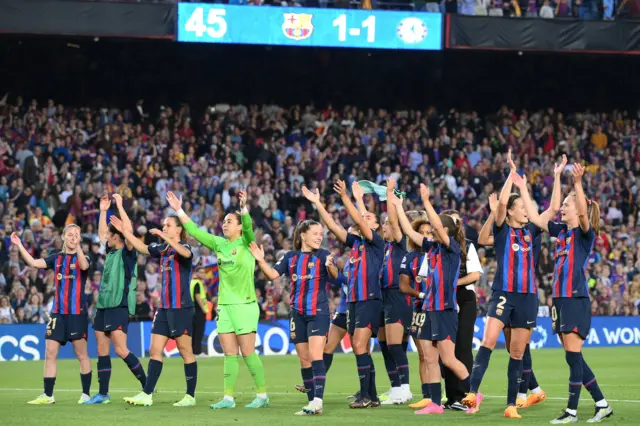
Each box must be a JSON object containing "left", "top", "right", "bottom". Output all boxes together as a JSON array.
[{"left": 0, "top": 388, "right": 638, "bottom": 403}]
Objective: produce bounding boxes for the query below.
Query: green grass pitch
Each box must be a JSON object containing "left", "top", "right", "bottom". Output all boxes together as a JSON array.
[{"left": 1, "top": 348, "right": 639, "bottom": 425}]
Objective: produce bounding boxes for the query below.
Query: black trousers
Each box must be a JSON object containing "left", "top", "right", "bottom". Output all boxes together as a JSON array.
[
  {"left": 442, "top": 287, "right": 477, "bottom": 403},
  {"left": 192, "top": 310, "right": 206, "bottom": 355}
]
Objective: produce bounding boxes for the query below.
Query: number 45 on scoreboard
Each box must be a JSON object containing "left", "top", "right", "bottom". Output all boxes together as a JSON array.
[{"left": 184, "top": 7, "right": 228, "bottom": 39}]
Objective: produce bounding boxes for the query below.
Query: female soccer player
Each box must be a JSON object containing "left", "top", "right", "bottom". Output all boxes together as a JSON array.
[
  {"left": 398, "top": 214, "right": 434, "bottom": 410},
  {"left": 85, "top": 194, "right": 146, "bottom": 405},
  {"left": 250, "top": 220, "right": 338, "bottom": 415},
  {"left": 515, "top": 163, "right": 613, "bottom": 424},
  {"left": 440, "top": 209, "right": 483, "bottom": 411},
  {"left": 166, "top": 190, "right": 268, "bottom": 409},
  {"left": 392, "top": 184, "right": 471, "bottom": 415},
  {"left": 378, "top": 178, "right": 413, "bottom": 405},
  {"left": 478, "top": 193, "right": 547, "bottom": 409},
  {"left": 302, "top": 181, "right": 384, "bottom": 409},
  {"left": 294, "top": 228, "right": 354, "bottom": 393},
  {"left": 462, "top": 153, "right": 563, "bottom": 418},
  {"left": 114, "top": 214, "right": 197, "bottom": 407},
  {"left": 13, "top": 225, "right": 93, "bottom": 405}
]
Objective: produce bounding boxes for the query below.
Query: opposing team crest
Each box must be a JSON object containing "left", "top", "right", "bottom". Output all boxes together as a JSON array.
[
  {"left": 282, "top": 13, "right": 314, "bottom": 41},
  {"left": 231, "top": 249, "right": 237, "bottom": 256}
]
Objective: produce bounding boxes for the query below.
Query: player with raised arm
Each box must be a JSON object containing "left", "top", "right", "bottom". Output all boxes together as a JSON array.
[
  {"left": 114, "top": 213, "right": 196, "bottom": 407},
  {"left": 166, "top": 190, "right": 268, "bottom": 409},
  {"left": 515, "top": 163, "right": 612, "bottom": 424},
  {"left": 478, "top": 196, "right": 549, "bottom": 409},
  {"left": 302, "top": 182, "right": 384, "bottom": 409},
  {"left": 377, "top": 178, "right": 413, "bottom": 405},
  {"left": 462, "top": 152, "right": 563, "bottom": 418},
  {"left": 84, "top": 194, "right": 146, "bottom": 405},
  {"left": 391, "top": 184, "right": 471, "bottom": 415},
  {"left": 250, "top": 220, "right": 338, "bottom": 416},
  {"left": 397, "top": 211, "right": 434, "bottom": 410},
  {"left": 13, "top": 225, "right": 93, "bottom": 405}
]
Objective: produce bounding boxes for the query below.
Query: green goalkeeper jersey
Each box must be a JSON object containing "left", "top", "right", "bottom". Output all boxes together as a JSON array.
[{"left": 183, "top": 214, "right": 256, "bottom": 305}]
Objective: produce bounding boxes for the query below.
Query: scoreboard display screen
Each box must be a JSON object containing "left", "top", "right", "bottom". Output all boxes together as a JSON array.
[{"left": 177, "top": 4, "right": 442, "bottom": 51}]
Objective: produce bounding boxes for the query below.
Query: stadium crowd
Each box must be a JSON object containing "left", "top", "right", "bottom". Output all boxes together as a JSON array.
[
  {"left": 0, "top": 96, "right": 639, "bottom": 325},
  {"left": 72, "top": 0, "right": 634, "bottom": 21}
]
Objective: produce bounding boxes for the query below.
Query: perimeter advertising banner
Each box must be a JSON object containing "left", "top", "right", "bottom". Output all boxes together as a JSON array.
[{"left": 2, "top": 316, "right": 639, "bottom": 361}]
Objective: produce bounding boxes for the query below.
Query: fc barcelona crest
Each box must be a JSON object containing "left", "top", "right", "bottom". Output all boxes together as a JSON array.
[
  {"left": 359, "top": 246, "right": 364, "bottom": 252},
  {"left": 308, "top": 262, "right": 315, "bottom": 269},
  {"left": 282, "top": 13, "right": 314, "bottom": 41},
  {"left": 70, "top": 263, "right": 76, "bottom": 270},
  {"left": 524, "top": 235, "right": 531, "bottom": 243}
]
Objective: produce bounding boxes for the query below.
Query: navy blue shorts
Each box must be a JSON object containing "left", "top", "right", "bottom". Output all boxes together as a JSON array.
[
  {"left": 46, "top": 313, "right": 88, "bottom": 346},
  {"left": 488, "top": 290, "right": 538, "bottom": 329},
  {"left": 332, "top": 312, "right": 348, "bottom": 330},
  {"left": 152, "top": 308, "right": 194, "bottom": 338},
  {"left": 289, "top": 310, "right": 330, "bottom": 344},
  {"left": 409, "top": 309, "right": 423, "bottom": 338},
  {"left": 347, "top": 300, "right": 383, "bottom": 337},
  {"left": 382, "top": 288, "right": 413, "bottom": 333},
  {"left": 552, "top": 298, "right": 591, "bottom": 340},
  {"left": 93, "top": 307, "right": 129, "bottom": 334},
  {"left": 416, "top": 310, "right": 458, "bottom": 343}
]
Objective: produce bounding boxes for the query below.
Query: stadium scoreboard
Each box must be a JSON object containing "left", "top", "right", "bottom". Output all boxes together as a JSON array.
[{"left": 177, "top": 4, "right": 442, "bottom": 51}]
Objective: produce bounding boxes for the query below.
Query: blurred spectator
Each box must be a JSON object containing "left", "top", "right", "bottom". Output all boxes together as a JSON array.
[{"left": 540, "top": 0, "right": 555, "bottom": 17}]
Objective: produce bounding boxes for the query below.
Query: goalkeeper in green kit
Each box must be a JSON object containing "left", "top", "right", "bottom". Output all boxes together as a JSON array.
[{"left": 167, "top": 190, "right": 268, "bottom": 409}]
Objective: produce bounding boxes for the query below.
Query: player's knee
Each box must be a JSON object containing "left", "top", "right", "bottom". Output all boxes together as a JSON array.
[
  {"left": 417, "top": 351, "right": 426, "bottom": 363},
  {"left": 45, "top": 345, "right": 58, "bottom": 361},
  {"left": 510, "top": 349, "right": 524, "bottom": 359},
  {"left": 114, "top": 345, "right": 129, "bottom": 359},
  {"left": 149, "top": 346, "right": 163, "bottom": 360},
  {"left": 481, "top": 338, "right": 497, "bottom": 350},
  {"left": 353, "top": 341, "right": 368, "bottom": 355}
]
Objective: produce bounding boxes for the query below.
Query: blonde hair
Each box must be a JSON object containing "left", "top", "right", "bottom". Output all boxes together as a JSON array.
[{"left": 61, "top": 224, "right": 81, "bottom": 253}]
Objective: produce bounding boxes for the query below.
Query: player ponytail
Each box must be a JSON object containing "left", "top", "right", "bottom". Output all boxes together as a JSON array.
[
  {"left": 61, "top": 224, "right": 81, "bottom": 254},
  {"left": 440, "top": 214, "right": 467, "bottom": 265},
  {"left": 292, "top": 220, "right": 320, "bottom": 250},
  {"left": 588, "top": 199, "right": 601, "bottom": 236}
]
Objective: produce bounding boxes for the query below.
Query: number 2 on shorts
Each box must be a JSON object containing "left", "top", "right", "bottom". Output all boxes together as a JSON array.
[{"left": 496, "top": 296, "right": 506, "bottom": 315}]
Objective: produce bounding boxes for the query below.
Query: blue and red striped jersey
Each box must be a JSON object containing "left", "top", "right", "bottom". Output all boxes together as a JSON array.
[
  {"left": 148, "top": 242, "right": 194, "bottom": 309},
  {"left": 492, "top": 223, "right": 542, "bottom": 294},
  {"left": 274, "top": 249, "right": 331, "bottom": 316},
  {"left": 344, "top": 233, "right": 384, "bottom": 302},
  {"left": 379, "top": 236, "right": 407, "bottom": 289},
  {"left": 548, "top": 221, "right": 595, "bottom": 299},
  {"left": 400, "top": 251, "right": 427, "bottom": 310},
  {"left": 45, "top": 253, "right": 91, "bottom": 315},
  {"left": 420, "top": 239, "right": 461, "bottom": 312}
]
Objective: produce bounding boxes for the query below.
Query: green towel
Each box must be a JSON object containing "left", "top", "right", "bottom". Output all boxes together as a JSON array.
[{"left": 357, "top": 180, "right": 406, "bottom": 201}]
